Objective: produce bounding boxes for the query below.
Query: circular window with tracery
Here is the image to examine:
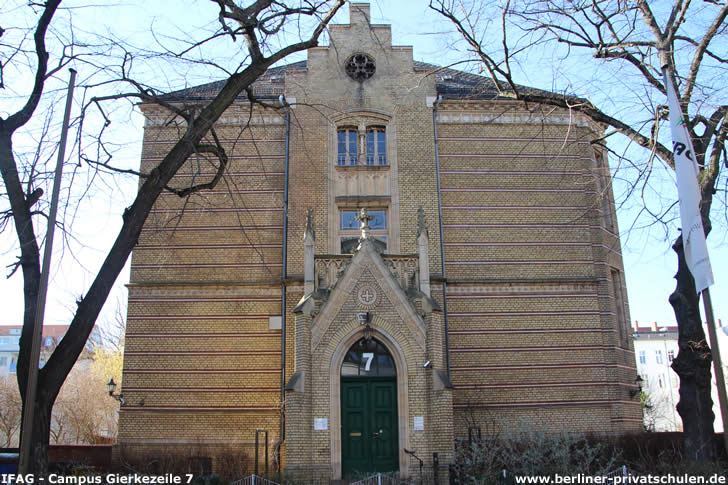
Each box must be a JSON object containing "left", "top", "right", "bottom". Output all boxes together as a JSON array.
[{"left": 345, "top": 53, "right": 376, "bottom": 81}]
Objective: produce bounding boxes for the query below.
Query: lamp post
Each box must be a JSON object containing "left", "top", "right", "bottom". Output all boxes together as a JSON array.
[
  {"left": 107, "top": 378, "right": 125, "bottom": 405},
  {"left": 630, "top": 375, "right": 644, "bottom": 398}
]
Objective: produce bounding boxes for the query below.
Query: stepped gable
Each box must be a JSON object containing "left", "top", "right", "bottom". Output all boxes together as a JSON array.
[{"left": 159, "top": 59, "right": 585, "bottom": 103}]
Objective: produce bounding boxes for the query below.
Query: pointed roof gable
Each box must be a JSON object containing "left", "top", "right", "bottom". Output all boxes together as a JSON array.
[{"left": 308, "top": 239, "right": 426, "bottom": 352}]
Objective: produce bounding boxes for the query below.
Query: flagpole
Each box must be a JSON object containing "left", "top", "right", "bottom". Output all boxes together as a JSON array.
[
  {"left": 662, "top": 63, "right": 725, "bottom": 453},
  {"left": 18, "top": 68, "right": 76, "bottom": 473},
  {"left": 702, "top": 288, "right": 728, "bottom": 453}
]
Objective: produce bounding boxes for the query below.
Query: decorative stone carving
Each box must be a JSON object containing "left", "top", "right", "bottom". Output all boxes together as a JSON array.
[
  {"left": 345, "top": 53, "right": 376, "bottom": 81},
  {"left": 384, "top": 256, "right": 419, "bottom": 291},
  {"left": 357, "top": 284, "right": 379, "bottom": 308},
  {"left": 313, "top": 255, "right": 419, "bottom": 295},
  {"left": 315, "top": 256, "right": 351, "bottom": 290}
]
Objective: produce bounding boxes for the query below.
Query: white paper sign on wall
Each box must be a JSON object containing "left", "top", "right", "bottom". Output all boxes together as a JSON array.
[
  {"left": 414, "top": 416, "right": 424, "bottom": 431},
  {"left": 314, "top": 418, "right": 328, "bottom": 430}
]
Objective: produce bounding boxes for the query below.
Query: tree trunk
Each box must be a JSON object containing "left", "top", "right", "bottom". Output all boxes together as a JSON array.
[
  {"left": 28, "top": 388, "right": 53, "bottom": 473},
  {"left": 669, "top": 235, "right": 715, "bottom": 461}
]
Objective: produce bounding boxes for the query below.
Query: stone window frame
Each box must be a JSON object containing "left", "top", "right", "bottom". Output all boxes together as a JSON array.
[
  {"left": 328, "top": 110, "right": 401, "bottom": 254},
  {"left": 593, "top": 148, "right": 616, "bottom": 232},
  {"left": 335, "top": 123, "right": 389, "bottom": 167},
  {"left": 339, "top": 207, "right": 389, "bottom": 253},
  {"left": 328, "top": 325, "right": 411, "bottom": 480},
  {"left": 610, "top": 268, "right": 629, "bottom": 348}
]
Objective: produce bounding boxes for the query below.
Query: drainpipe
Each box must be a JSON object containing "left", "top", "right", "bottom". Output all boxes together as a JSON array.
[
  {"left": 432, "top": 94, "right": 451, "bottom": 379},
  {"left": 280, "top": 94, "right": 290, "bottom": 442}
]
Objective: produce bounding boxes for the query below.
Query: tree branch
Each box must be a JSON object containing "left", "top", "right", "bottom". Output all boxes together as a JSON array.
[{"left": 4, "top": 0, "right": 63, "bottom": 132}]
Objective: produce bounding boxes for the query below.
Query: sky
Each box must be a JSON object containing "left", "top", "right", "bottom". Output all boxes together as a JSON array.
[{"left": 1, "top": 0, "right": 725, "bottom": 335}]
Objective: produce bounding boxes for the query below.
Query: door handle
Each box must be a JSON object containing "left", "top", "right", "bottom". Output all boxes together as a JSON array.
[{"left": 372, "top": 428, "right": 383, "bottom": 438}]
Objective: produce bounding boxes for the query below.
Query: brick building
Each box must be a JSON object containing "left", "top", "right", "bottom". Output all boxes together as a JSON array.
[{"left": 119, "top": 3, "right": 641, "bottom": 479}]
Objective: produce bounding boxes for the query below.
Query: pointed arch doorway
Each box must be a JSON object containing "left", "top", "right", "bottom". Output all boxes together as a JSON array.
[{"left": 340, "top": 338, "right": 399, "bottom": 478}]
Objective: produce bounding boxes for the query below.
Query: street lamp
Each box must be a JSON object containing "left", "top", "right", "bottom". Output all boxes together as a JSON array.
[
  {"left": 107, "top": 377, "right": 125, "bottom": 405},
  {"left": 630, "top": 375, "right": 644, "bottom": 398}
]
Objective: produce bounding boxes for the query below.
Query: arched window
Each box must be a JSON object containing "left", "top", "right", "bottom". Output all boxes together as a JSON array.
[
  {"left": 338, "top": 128, "right": 358, "bottom": 165},
  {"left": 366, "top": 127, "right": 386, "bottom": 165},
  {"left": 341, "top": 338, "right": 395, "bottom": 377}
]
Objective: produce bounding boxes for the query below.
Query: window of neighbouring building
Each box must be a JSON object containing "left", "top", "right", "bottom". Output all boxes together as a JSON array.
[
  {"left": 639, "top": 351, "right": 646, "bottom": 364},
  {"left": 656, "top": 350, "right": 664, "bottom": 364},
  {"left": 0, "top": 356, "right": 7, "bottom": 367},
  {"left": 668, "top": 350, "right": 675, "bottom": 362},
  {"left": 10, "top": 359, "right": 17, "bottom": 373}
]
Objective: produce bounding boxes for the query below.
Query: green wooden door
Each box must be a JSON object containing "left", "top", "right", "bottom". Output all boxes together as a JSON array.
[{"left": 341, "top": 377, "right": 398, "bottom": 478}]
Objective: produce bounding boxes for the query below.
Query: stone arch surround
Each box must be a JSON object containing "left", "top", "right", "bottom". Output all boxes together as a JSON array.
[{"left": 327, "top": 323, "right": 412, "bottom": 479}]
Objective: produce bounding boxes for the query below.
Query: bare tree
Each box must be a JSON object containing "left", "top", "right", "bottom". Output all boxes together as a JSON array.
[
  {"left": 430, "top": 0, "right": 727, "bottom": 460},
  {"left": 52, "top": 358, "right": 118, "bottom": 444},
  {"left": 0, "top": 0, "right": 346, "bottom": 472},
  {"left": 0, "top": 376, "right": 22, "bottom": 447}
]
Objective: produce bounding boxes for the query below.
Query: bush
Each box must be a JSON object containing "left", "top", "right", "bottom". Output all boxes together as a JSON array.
[
  {"left": 119, "top": 442, "right": 250, "bottom": 482},
  {"left": 453, "top": 427, "right": 728, "bottom": 482},
  {"left": 616, "top": 433, "right": 727, "bottom": 476},
  {"left": 453, "top": 424, "right": 619, "bottom": 482}
]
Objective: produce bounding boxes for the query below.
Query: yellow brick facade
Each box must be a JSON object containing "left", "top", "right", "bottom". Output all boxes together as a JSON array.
[{"left": 119, "top": 2, "right": 641, "bottom": 479}]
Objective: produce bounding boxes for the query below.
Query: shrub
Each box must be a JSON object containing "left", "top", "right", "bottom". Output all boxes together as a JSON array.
[{"left": 453, "top": 424, "right": 619, "bottom": 482}]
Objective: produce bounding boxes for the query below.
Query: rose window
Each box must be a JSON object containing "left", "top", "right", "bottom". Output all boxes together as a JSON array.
[{"left": 345, "top": 53, "right": 376, "bottom": 81}]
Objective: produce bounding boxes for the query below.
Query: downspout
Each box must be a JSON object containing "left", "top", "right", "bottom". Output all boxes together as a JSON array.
[
  {"left": 279, "top": 94, "right": 290, "bottom": 443},
  {"left": 432, "top": 94, "right": 451, "bottom": 379}
]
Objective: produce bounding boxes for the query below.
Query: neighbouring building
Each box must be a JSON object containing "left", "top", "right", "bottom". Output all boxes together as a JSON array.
[
  {"left": 119, "top": 3, "right": 640, "bottom": 479},
  {"left": 0, "top": 325, "right": 68, "bottom": 377},
  {"left": 633, "top": 320, "right": 728, "bottom": 432}
]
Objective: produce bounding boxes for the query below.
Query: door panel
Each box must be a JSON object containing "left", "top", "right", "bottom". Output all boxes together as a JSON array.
[
  {"left": 371, "top": 382, "right": 396, "bottom": 470},
  {"left": 342, "top": 381, "right": 369, "bottom": 474},
  {"left": 341, "top": 378, "right": 397, "bottom": 478}
]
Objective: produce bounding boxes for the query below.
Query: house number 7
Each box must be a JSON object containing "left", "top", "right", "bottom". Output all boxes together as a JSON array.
[{"left": 363, "top": 352, "right": 374, "bottom": 371}]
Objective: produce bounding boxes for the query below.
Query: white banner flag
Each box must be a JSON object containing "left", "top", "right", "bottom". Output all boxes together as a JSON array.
[{"left": 663, "top": 69, "right": 714, "bottom": 292}]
